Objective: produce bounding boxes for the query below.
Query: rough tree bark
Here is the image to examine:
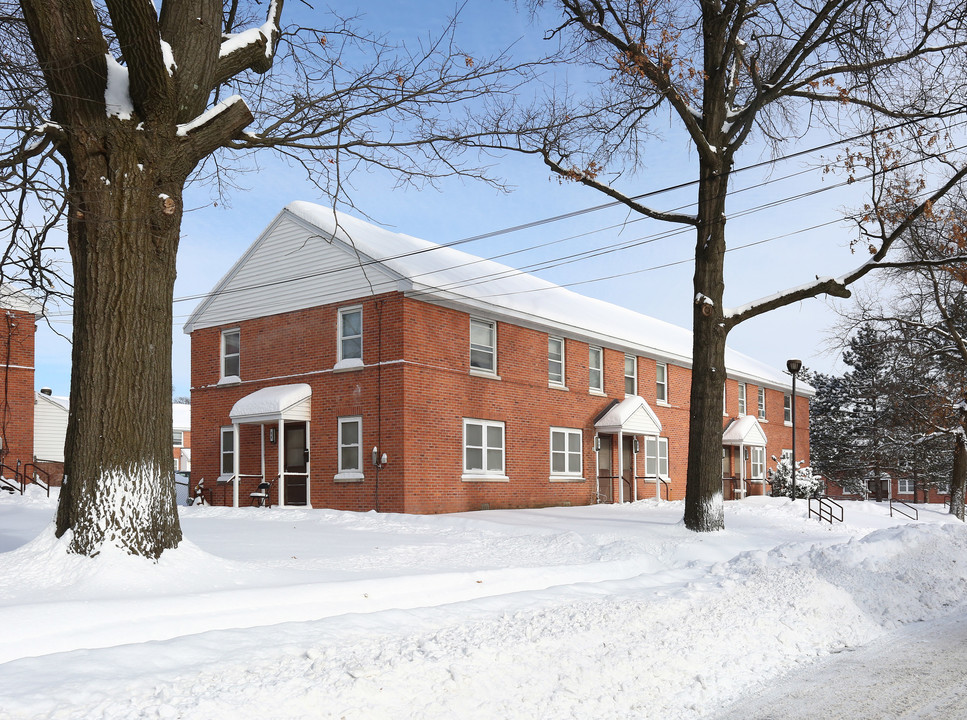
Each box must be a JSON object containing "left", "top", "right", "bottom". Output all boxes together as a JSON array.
[
  {"left": 20, "top": 0, "right": 274, "bottom": 557},
  {"left": 951, "top": 427, "right": 967, "bottom": 521}
]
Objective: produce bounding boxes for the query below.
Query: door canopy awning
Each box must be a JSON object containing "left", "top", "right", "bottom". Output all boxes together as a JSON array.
[
  {"left": 230, "top": 383, "right": 312, "bottom": 424},
  {"left": 594, "top": 395, "right": 662, "bottom": 435},
  {"left": 722, "top": 415, "right": 767, "bottom": 446}
]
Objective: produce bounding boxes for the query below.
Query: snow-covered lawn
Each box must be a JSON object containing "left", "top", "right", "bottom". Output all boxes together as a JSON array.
[{"left": 2, "top": 489, "right": 966, "bottom": 719}]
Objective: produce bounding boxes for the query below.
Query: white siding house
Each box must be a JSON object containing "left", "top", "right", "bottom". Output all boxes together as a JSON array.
[{"left": 34, "top": 391, "right": 68, "bottom": 463}]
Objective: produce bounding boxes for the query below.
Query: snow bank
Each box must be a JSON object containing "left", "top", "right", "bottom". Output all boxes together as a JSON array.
[{"left": 1, "top": 490, "right": 965, "bottom": 719}]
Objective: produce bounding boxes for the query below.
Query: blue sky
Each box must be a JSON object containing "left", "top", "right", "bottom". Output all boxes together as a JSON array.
[{"left": 34, "top": 0, "right": 872, "bottom": 398}]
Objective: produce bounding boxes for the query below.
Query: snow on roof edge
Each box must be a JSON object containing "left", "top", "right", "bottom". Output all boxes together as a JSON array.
[{"left": 189, "top": 201, "right": 811, "bottom": 393}]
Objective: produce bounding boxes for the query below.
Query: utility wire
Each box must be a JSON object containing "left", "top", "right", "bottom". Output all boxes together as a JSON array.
[{"left": 163, "top": 121, "right": 965, "bottom": 312}]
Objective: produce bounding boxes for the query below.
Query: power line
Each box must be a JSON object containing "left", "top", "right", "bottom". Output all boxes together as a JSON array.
[{"left": 173, "top": 114, "right": 967, "bottom": 310}]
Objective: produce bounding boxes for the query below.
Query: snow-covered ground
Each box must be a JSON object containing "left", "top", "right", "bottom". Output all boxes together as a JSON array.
[{"left": 2, "top": 488, "right": 966, "bottom": 719}]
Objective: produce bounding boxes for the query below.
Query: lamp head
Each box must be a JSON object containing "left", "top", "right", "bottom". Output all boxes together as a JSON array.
[{"left": 786, "top": 358, "right": 802, "bottom": 375}]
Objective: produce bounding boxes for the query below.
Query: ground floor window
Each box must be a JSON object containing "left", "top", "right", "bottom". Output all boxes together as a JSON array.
[
  {"left": 464, "top": 418, "right": 505, "bottom": 477},
  {"left": 220, "top": 426, "right": 234, "bottom": 475},
  {"left": 338, "top": 416, "right": 362, "bottom": 474},
  {"left": 749, "top": 446, "right": 765, "bottom": 479},
  {"left": 550, "top": 427, "right": 582, "bottom": 477},
  {"left": 897, "top": 477, "right": 914, "bottom": 495},
  {"left": 645, "top": 437, "right": 668, "bottom": 477}
]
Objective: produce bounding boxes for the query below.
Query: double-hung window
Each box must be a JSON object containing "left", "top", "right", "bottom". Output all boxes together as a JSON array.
[
  {"left": 220, "top": 426, "right": 234, "bottom": 475},
  {"left": 338, "top": 416, "right": 362, "bottom": 477},
  {"left": 172, "top": 430, "right": 184, "bottom": 447},
  {"left": 550, "top": 427, "right": 582, "bottom": 478},
  {"left": 784, "top": 395, "right": 792, "bottom": 424},
  {"left": 548, "top": 336, "right": 565, "bottom": 386},
  {"left": 338, "top": 307, "right": 363, "bottom": 363},
  {"left": 897, "top": 477, "right": 914, "bottom": 494},
  {"left": 463, "top": 419, "right": 505, "bottom": 477},
  {"left": 750, "top": 446, "right": 765, "bottom": 479},
  {"left": 758, "top": 387, "right": 766, "bottom": 420},
  {"left": 221, "top": 329, "right": 240, "bottom": 379},
  {"left": 470, "top": 318, "right": 496, "bottom": 375},
  {"left": 645, "top": 437, "right": 669, "bottom": 477},
  {"left": 738, "top": 383, "right": 747, "bottom": 416},
  {"left": 588, "top": 346, "right": 603, "bottom": 393},
  {"left": 656, "top": 362, "right": 668, "bottom": 404},
  {"left": 624, "top": 355, "right": 637, "bottom": 395}
]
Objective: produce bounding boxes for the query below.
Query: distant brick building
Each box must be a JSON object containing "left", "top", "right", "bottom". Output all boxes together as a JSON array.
[
  {"left": 0, "top": 287, "right": 42, "bottom": 484},
  {"left": 185, "top": 203, "right": 810, "bottom": 512}
]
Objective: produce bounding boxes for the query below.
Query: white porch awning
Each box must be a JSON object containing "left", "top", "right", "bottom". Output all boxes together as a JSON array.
[
  {"left": 229, "top": 383, "right": 312, "bottom": 424},
  {"left": 594, "top": 395, "right": 662, "bottom": 435},
  {"left": 722, "top": 415, "right": 767, "bottom": 446}
]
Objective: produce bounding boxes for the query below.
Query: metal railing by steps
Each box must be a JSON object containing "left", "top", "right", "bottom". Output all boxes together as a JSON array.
[
  {"left": 890, "top": 497, "right": 919, "bottom": 521},
  {"left": 808, "top": 495, "right": 844, "bottom": 524},
  {"left": 0, "top": 462, "right": 51, "bottom": 497}
]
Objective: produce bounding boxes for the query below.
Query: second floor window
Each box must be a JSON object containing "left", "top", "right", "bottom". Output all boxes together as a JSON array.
[
  {"left": 589, "top": 346, "right": 603, "bottom": 393},
  {"left": 548, "top": 336, "right": 565, "bottom": 386},
  {"left": 221, "top": 329, "right": 240, "bottom": 379},
  {"left": 470, "top": 318, "right": 496, "bottom": 374},
  {"left": 656, "top": 362, "right": 668, "bottom": 403},
  {"left": 784, "top": 394, "right": 792, "bottom": 423},
  {"left": 172, "top": 430, "right": 184, "bottom": 447},
  {"left": 338, "top": 307, "right": 362, "bottom": 362},
  {"left": 738, "top": 383, "right": 747, "bottom": 416},
  {"left": 758, "top": 387, "right": 766, "bottom": 420},
  {"left": 624, "top": 355, "right": 637, "bottom": 395}
]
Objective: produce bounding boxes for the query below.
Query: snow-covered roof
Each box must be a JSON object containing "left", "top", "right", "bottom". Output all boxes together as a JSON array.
[
  {"left": 186, "top": 202, "right": 810, "bottom": 393},
  {"left": 0, "top": 285, "right": 43, "bottom": 316},
  {"left": 230, "top": 383, "right": 311, "bottom": 423},
  {"left": 722, "top": 416, "right": 768, "bottom": 446},
  {"left": 36, "top": 392, "right": 69, "bottom": 411},
  {"left": 594, "top": 396, "right": 662, "bottom": 435},
  {"left": 172, "top": 403, "right": 191, "bottom": 431}
]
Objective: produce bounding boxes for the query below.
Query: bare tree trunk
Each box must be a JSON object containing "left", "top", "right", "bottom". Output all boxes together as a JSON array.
[
  {"left": 950, "top": 429, "right": 967, "bottom": 521},
  {"left": 684, "top": 8, "right": 730, "bottom": 532},
  {"left": 54, "top": 130, "right": 184, "bottom": 557},
  {"left": 684, "top": 156, "right": 730, "bottom": 530}
]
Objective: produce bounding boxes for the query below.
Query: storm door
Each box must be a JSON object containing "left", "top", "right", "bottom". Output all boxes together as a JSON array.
[
  {"left": 283, "top": 422, "right": 308, "bottom": 506},
  {"left": 597, "top": 435, "right": 613, "bottom": 503},
  {"left": 622, "top": 436, "right": 635, "bottom": 503}
]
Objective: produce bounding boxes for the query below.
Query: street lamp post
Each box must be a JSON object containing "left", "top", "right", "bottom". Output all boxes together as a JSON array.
[{"left": 786, "top": 358, "right": 802, "bottom": 501}]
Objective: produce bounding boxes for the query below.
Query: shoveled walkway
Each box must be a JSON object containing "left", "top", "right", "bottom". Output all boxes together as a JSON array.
[{"left": 712, "top": 612, "right": 967, "bottom": 720}]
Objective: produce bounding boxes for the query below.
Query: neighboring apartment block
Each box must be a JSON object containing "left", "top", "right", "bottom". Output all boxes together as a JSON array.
[
  {"left": 0, "top": 287, "right": 41, "bottom": 482},
  {"left": 185, "top": 202, "right": 810, "bottom": 512}
]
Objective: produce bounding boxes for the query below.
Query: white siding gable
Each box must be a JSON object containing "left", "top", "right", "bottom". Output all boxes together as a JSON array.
[{"left": 184, "top": 211, "right": 402, "bottom": 332}]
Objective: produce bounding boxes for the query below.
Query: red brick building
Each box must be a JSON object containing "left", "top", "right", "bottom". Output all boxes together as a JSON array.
[
  {"left": 0, "top": 286, "right": 42, "bottom": 485},
  {"left": 185, "top": 203, "right": 810, "bottom": 512}
]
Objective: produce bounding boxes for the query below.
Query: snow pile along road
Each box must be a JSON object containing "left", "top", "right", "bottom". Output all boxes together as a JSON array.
[{"left": 1, "top": 490, "right": 965, "bottom": 719}]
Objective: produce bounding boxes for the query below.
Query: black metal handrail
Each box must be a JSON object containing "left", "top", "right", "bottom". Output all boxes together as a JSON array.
[
  {"left": 635, "top": 474, "right": 671, "bottom": 501},
  {"left": 890, "top": 497, "right": 919, "bottom": 521},
  {"left": 23, "top": 463, "right": 50, "bottom": 498},
  {"left": 808, "top": 495, "right": 844, "bottom": 524},
  {"left": 0, "top": 463, "right": 23, "bottom": 494}
]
